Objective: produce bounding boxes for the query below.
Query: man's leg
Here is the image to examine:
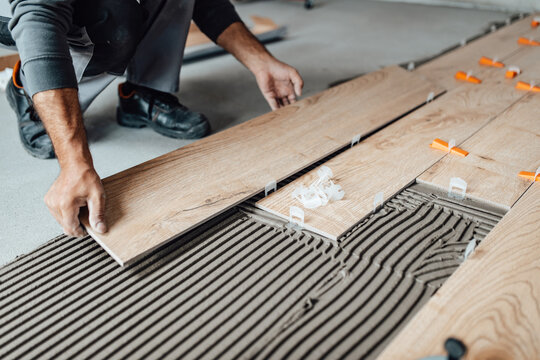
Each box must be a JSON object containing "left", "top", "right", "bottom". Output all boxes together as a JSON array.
[
  {"left": 126, "top": 0, "right": 195, "bottom": 93},
  {"left": 116, "top": 0, "right": 210, "bottom": 139}
]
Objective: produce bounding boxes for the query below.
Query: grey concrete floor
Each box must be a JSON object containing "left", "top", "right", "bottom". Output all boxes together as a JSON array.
[{"left": 0, "top": 0, "right": 510, "bottom": 265}]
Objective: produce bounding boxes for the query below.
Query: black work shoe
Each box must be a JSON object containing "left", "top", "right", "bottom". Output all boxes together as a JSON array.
[
  {"left": 6, "top": 62, "right": 55, "bottom": 159},
  {"left": 116, "top": 82, "right": 210, "bottom": 139}
]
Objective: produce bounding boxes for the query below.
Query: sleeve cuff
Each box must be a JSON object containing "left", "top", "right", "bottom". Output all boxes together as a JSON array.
[
  {"left": 193, "top": 0, "right": 243, "bottom": 43},
  {"left": 205, "top": 12, "right": 242, "bottom": 43},
  {"left": 21, "top": 56, "right": 78, "bottom": 97}
]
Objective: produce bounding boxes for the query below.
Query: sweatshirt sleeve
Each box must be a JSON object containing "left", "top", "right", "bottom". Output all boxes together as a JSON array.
[
  {"left": 192, "top": 0, "right": 242, "bottom": 43},
  {"left": 9, "top": 0, "right": 78, "bottom": 97}
]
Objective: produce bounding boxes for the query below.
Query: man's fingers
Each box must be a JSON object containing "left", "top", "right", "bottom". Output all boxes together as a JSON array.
[
  {"left": 63, "top": 225, "right": 86, "bottom": 238},
  {"left": 61, "top": 204, "right": 85, "bottom": 237},
  {"left": 88, "top": 192, "right": 108, "bottom": 234},
  {"left": 266, "top": 96, "right": 279, "bottom": 111},
  {"left": 281, "top": 97, "right": 290, "bottom": 106},
  {"left": 291, "top": 71, "right": 304, "bottom": 97},
  {"left": 288, "top": 93, "right": 297, "bottom": 104}
]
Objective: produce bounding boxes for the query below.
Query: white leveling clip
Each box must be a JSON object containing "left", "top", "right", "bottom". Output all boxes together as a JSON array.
[
  {"left": 426, "top": 91, "right": 435, "bottom": 103},
  {"left": 292, "top": 166, "right": 345, "bottom": 209},
  {"left": 448, "top": 177, "right": 467, "bottom": 200},
  {"left": 351, "top": 134, "right": 362, "bottom": 148},
  {"left": 407, "top": 62, "right": 415, "bottom": 71},
  {"left": 373, "top": 191, "right": 384, "bottom": 212},
  {"left": 288, "top": 206, "right": 304, "bottom": 229},
  {"left": 447, "top": 138, "right": 456, "bottom": 152},
  {"left": 265, "top": 180, "right": 277, "bottom": 197},
  {"left": 463, "top": 238, "right": 476, "bottom": 260}
]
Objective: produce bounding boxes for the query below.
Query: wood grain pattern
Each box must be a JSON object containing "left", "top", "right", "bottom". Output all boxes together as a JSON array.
[
  {"left": 256, "top": 46, "right": 540, "bottom": 240},
  {"left": 256, "top": 82, "right": 527, "bottom": 240},
  {"left": 416, "top": 14, "right": 538, "bottom": 90},
  {"left": 418, "top": 92, "right": 540, "bottom": 209},
  {"left": 186, "top": 16, "right": 279, "bottom": 48},
  {"left": 81, "top": 66, "right": 443, "bottom": 266},
  {"left": 377, "top": 184, "right": 540, "bottom": 360}
]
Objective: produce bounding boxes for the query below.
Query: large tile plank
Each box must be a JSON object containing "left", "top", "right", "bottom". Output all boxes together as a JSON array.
[
  {"left": 418, "top": 92, "right": 540, "bottom": 209},
  {"left": 81, "top": 66, "right": 443, "bottom": 266}
]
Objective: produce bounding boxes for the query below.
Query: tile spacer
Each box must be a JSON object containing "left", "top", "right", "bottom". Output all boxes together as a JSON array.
[
  {"left": 515, "top": 81, "right": 540, "bottom": 92},
  {"left": 531, "top": 16, "right": 540, "bottom": 28},
  {"left": 478, "top": 56, "right": 504, "bottom": 68},
  {"left": 517, "top": 37, "right": 540, "bottom": 46},
  {"left": 407, "top": 62, "right": 415, "bottom": 71},
  {"left": 430, "top": 138, "right": 468, "bottom": 157},
  {"left": 288, "top": 206, "right": 305, "bottom": 230},
  {"left": 264, "top": 180, "right": 277, "bottom": 197},
  {"left": 455, "top": 70, "right": 481, "bottom": 84},
  {"left": 505, "top": 66, "right": 521, "bottom": 79},
  {"left": 518, "top": 166, "right": 540, "bottom": 182},
  {"left": 426, "top": 91, "right": 435, "bottom": 103},
  {"left": 448, "top": 177, "right": 467, "bottom": 200},
  {"left": 463, "top": 238, "right": 477, "bottom": 261},
  {"left": 351, "top": 134, "right": 362, "bottom": 148},
  {"left": 373, "top": 191, "right": 384, "bottom": 212}
]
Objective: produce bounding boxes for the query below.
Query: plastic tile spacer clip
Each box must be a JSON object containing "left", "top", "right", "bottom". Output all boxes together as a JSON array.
[
  {"left": 430, "top": 138, "right": 468, "bottom": 157},
  {"left": 264, "top": 180, "right": 277, "bottom": 197},
  {"left": 351, "top": 133, "right": 362, "bottom": 148},
  {"left": 505, "top": 66, "right": 521, "bottom": 79},
  {"left": 478, "top": 56, "right": 504, "bottom": 68},
  {"left": 518, "top": 166, "right": 540, "bottom": 182},
  {"left": 455, "top": 71, "right": 481, "bottom": 84},
  {"left": 515, "top": 81, "right": 540, "bottom": 92},
  {"left": 288, "top": 206, "right": 305, "bottom": 230},
  {"left": 373, "top": 191, "right": 384, "bottom": 212},
  {"left": 531, "top": 16, "right": 540, "bottom": 28},
  {"left": 448, "top": 177, "right": 467, "bottom": 201},
  {"left": 517, "top": 37, "right": 540, "bottom": 46},
  {"left": 426, "top": 91, "right": 435, "bottom": 103}
]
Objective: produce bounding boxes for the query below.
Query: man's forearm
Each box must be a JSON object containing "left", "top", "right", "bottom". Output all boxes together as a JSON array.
[
  {"left": 34, "top": 88, "right": 107, "bottom": 237},
  {"left": 33, "top": 88, "right": 93, "bottom": 169},
  {"left": 216, "top": 22, "right": 274, "bottom": 73}
]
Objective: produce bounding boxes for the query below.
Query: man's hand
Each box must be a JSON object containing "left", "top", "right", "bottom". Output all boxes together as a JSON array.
[
  {"left": 253, "top": 59, "right": 303, "bottom": 110},
  {"left": 33, "top": 88, "right": 108, "bottom": 237},
  {"left": 216, "top": 22, "right": 304, "bottom": 110},
  {"left": 45, "top": 164, "right": 106, "bottom": 237}
]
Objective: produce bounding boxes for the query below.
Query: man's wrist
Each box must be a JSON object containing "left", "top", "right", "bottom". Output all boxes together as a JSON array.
[
  {"left": 56, "top": 139, "right": 94, "bottom": 171},
  {"left": 244, "top": 52, "right": 275, "bottom": 74}
]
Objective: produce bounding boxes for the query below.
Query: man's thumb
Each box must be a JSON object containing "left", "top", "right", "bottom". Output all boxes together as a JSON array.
[{"left": 88, "top": 193, "right": 108, "bottom": 234}]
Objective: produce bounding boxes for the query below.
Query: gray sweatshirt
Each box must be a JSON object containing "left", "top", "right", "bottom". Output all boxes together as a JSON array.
[{"left": 8, "top": 0, "right": 241, "bottom": 97}]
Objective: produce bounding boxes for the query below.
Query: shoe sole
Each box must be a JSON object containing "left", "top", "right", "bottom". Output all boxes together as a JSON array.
[
  {"left": 116, "top": 107, "right": 210, "bottom": 140},
  {"left": 6, "top": 83, "right": 56, "bottom": 160}
]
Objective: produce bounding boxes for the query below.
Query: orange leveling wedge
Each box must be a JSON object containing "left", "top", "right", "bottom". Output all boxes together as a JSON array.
[
  {"left": 455, "top": 71, "right": 481, "bottom": 84},
  {"left": 518, "top": 171, "right": 540, "bottom": 182},
  {"left": 515, "top": 81, "right": 540, "bottom": 92},
  {"left": 430, "top": 139, "right": 468, "bottom": 157},
  {"left": 505, "top": 67, "right": 521, "bottom": 79},
  {"left": 478, "top": 56, "right": 504, "bottom": 68},
  {"left": 517, "top": 37, "right": 540, "bottom": 46}
]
